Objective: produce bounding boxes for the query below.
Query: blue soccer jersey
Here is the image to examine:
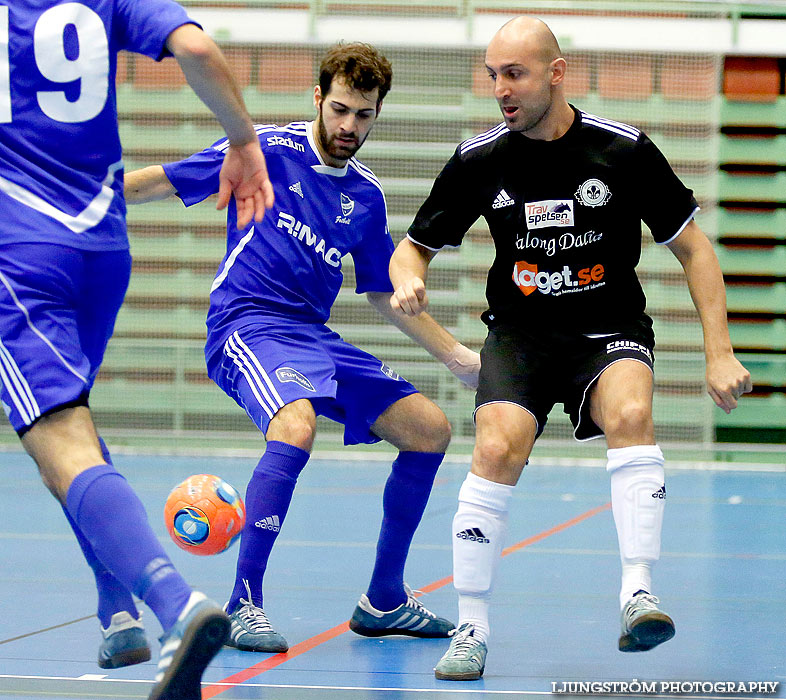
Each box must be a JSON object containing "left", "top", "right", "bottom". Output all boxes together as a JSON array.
[
  {"left": 163, "top": 121, "right": 395, "bottom": 364},
  {"left": 0, "top": 0, "right": 194, "bottom": 251}
]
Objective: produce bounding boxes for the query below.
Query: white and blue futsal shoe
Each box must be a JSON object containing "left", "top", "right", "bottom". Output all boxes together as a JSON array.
[
  {"left": 618, "top": 591, "right": 675, "bottom": 652},
  {"left": 434, "top": 622, "right": 487, "bottom": 681},
  {"left": 349, "top": 584, "right": 455, "bottom": 638},
  {"left": 98, "top": 610, "right": 151, "bottom": 669},
  {"left": 148, "top": 592, "right": 229, "bottom": 700}
]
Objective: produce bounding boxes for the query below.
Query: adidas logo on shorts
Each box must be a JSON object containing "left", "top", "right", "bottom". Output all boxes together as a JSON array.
[
  {"left": 456, "top": 527, "right": 490, "bottom": 543},
  {"left": 255, "top": 515, "right": 281, "bottom": 531}
]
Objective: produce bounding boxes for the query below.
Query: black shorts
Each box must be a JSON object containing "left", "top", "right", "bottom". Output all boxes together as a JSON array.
[{"left": 475, "top": 321, "right": 655, "bottom": 441}]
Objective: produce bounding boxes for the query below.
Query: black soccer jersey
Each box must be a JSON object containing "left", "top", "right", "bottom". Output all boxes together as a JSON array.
[{"left": 408, "top": 107, "right": 699, "bottom": 334}]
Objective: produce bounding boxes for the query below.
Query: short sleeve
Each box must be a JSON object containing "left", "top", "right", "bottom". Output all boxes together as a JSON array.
[
  {"left": 163, "top": 143, "right": 225, "bottom": 207},
  {"left": 114, "top": 0, "right": 197, "bottom": 61},
  {"left": 407, "top": 149, "right": 482, "bottom": 250},
  {"left": 352, "top": 197, "right": 395, "bottom": 294},
  {"left": 634, "top": 134, "right": 699, "bottom": 244}
]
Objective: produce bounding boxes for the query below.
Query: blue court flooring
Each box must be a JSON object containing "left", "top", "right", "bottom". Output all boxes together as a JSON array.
[{"left": 0, "top": 450, "right": 784, "bottom": 699}]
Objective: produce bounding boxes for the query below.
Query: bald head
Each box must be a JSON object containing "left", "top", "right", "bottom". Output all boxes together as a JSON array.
[{"left": 491, "top": 16, "right": 562, "bottom": 65}]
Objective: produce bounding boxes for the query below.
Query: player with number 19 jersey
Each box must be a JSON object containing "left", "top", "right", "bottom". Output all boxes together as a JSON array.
[
  {"left": 0, "top": 0, "right": 194, "bottom": 251},
  {"left": 163, "top": 121, "right": 395, "bottom": 372}
]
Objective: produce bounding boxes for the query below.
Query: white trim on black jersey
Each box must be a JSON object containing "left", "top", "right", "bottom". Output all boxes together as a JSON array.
[
  {"left": 658, "top": 206, "right": 700, "bottom": 246},
  {"left": 460, "top": 123, "right": 509, "bottom": 155},
  {"left": 579, "top": 111, "right": 640, "bottom": 142},
  {"left": 405, "top": 232, "right": 460, "bottom": 252}
]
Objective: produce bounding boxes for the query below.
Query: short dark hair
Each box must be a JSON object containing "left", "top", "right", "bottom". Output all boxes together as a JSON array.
[{"left": 319, "top": 42, "right": 392, "bottom": 105}]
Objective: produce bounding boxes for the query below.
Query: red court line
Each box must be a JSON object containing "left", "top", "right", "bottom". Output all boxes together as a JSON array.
[{"left": 201, "top": 501, "right": 611, "bottom": 699}]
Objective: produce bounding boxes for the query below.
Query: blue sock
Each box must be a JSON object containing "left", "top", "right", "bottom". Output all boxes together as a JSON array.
[
  {"left": 227, "top": 441, "right": 309, "bottom": 613},
  {"left": 66, "top": 464, "right": 192, "bottom": 633},
  {"left": 366, "top": 451, "right": 444, "bottom": 611},
  {"left": 62, "top": 438, "right": 139, "bottom": 628}
]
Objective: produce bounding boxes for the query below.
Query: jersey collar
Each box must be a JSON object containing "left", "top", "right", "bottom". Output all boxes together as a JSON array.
[{"left": 305, "top": 121, "right": 350, "bottom": 177}]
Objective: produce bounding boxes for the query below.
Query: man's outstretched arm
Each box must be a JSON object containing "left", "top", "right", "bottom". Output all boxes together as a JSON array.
[
  {"left": 165, "top": 24, "right": 273, "bottom": 228},
  {"left": 667, "top": 220, "right": 752, "bottom": 413},
  {"left": 124, "top": 166, "right": 176, "bottom": 204}
]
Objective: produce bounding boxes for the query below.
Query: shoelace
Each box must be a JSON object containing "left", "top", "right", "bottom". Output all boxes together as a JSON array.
[
  {"left": 404, "top": 587, "right": 436, "bottom": 619},
  {"left": 448, "top": 627, "right": 482, "bottom": 659},
  {"left": 625, "top": 594, "right": 661, "bottom": 621},
  {"left": 237, "top": 598, "right": 276, "bottom": 632}
]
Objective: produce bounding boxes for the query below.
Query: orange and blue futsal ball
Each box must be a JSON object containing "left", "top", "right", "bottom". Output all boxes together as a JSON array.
[{"left": 164, "top": 474, "right": 246, "bottom": 556}]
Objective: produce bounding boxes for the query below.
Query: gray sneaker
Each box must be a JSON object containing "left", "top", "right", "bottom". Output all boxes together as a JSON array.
[
  {"left": 225, "top": 580, "right": 288, "bottom": 653},
  {"left": 98, "top": 610, "right": 151, "bottom": 669},
  {"left": 619, "top": 592, "right": 675, "bottom": 652},
  {"left": 434, "top": 622, "right": 487, "bottom": 681},
  {"left": 349, "top": 584, "right": 455, "bottom": 638}
]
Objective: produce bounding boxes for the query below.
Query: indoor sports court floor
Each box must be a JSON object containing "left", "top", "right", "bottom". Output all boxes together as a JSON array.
[{"left": 1, "top": 451, "right": 784, "bottom": 699}]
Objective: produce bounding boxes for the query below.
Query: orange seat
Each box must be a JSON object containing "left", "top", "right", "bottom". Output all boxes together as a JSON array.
[
  {"left": 221, "top": 47, "right": 253, "bottom": 88},
  {"left": 134, "top": 55, "right": 187, "bottom": 90},
  {"left": 258, "top": 48, "right": 314, "bottom": 93},
  {"left": 723, "top": 57, "right": 780, "bottom": 102},
  {"left": 116, "top": 51, "right": 130, "bottom": 85},
  {"left": 471, "top": 59, "right": 494, "bottom": 98},
  {"left": 598, "top": 55, "right": 653, "bottom": 100},
  {"left": 661, "top": 54, "right": 718, "bottom": 101},
  {"left": 563, "top": 53, "right": 590, "bottom": 99}
]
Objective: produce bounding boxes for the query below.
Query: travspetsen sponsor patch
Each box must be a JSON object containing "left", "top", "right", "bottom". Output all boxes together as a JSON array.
[{"left": 525, "top": 199, "right": 574, "bottom": 230}]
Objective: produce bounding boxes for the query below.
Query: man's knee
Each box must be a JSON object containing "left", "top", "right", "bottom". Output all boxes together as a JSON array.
[
  {"left": 373, "top": 394, "right": 451, "bottom": 453},
  {"left": 266, "top": 400, "right": 317, "bottom": 452},
  {"left": 604, "top": 400, "right": 654, "bottom": 441},
  {"left": 472, "top": 437, "right": 524, "bottom": 479}
]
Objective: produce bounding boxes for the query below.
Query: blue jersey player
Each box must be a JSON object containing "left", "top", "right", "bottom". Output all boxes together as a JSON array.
[
  {"left": 0, "top": 1, "right": 274, "bottom": 697},
  {"left": 126, "top": 43, "right": 481, "bottom": 652}
]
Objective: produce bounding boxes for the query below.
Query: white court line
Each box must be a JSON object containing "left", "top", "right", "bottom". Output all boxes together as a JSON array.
[{"left": 0, "top": 676, "right": 774, "bottom": 699}]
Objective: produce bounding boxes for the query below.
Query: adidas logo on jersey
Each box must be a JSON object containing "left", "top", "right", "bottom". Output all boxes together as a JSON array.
[
  {"left": 492, "top": 189, "right": 515, "bottom": 209},
  {"left": 289, "top": 181, "right": 304, "bottom": 198},
  {"left": 456, "top": 527, "right": 490, "bottom": 544},
  {"left": 255, "top": 515, "right": 281, "bottom": 531},
  {"left": 652, "top": 485, "right": 666, "bottom": 500}
]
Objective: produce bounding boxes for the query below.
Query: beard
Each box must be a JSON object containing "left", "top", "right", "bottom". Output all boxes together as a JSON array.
[
  {"left": 316, "top": 111, "right": 365, "bottom": 162},
  {"left": 502, "top": 88, "right": 553, "bottom": 134}
]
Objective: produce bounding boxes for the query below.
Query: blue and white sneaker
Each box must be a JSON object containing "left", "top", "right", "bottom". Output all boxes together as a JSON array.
[
  {"left": 618, "top": 592, "right": 675, "bottom": 652},
  {"left": 349, "top": 584, "right": 455, "bottom": 638},
  {"left": 148, "top": 592, "right": 229, "bottom": 700},
  {"left": 224, "top": 580, "right": 288, "bottom": 653},
  {"left": 98, "top": 610, "right": 151, "bottom": 669},
  {"left": 434, "top": 622, "right": 487, "bottom": 681}
]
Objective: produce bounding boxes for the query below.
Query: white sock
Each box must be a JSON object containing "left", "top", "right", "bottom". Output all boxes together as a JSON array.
[
  {"left": 452, "top": 472, "right": 514, "bottom": 643},
  {"left": 607, "top": 445, "right": 665, "bottom": 609}
]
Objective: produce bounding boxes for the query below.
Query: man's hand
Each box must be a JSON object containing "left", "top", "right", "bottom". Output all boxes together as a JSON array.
[
  {"left": 444, "top": 342, "right": 481, "bottom": 389},
  {"left": 707, "top": 354, "right": 752, "bottom": 414},
  {"left": 390, "top": 277, "right": 428, "bottom": 316},
  {"left": 217, "top": 141, "right": 275, "bottom": 230}
]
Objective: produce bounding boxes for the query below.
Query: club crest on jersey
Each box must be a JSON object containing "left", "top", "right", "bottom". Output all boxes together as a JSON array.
[
  {"left": 336, "top": 193, "right": 354, "bottom": 224},
  {"left": 275, "top": 367, "right": 315, "bottom": 392},
  {"left": 525, "top": 200, "right": 574, "bottom": 230},
  {"left": 380, "top": 363, "right": 401, "bottom": 380},
  {"left": 575, "top": 178, "right": 612, "bottom": 207}
]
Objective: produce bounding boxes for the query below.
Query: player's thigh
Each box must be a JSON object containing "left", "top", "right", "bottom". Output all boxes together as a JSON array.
[
  {"left": 77, "top": 249, "right": 131, "bottom": 378},
  {"left": 21, "top": 405, "right": 104, "bottom": 501},
  {"left": 589, "top": 359, "right": 655, "bottom": 446},
  {"left": 324, "top": 333, "right": 419, "bottom": 446},
  {"left": 211, "top": 325, "right": 336, "bottom": 438},
  {"left": 371, "top": 392, "right": 450, "bottom": 453},
  {"left": 0, "top": 244, "right": 111, "bottom": 434},
  {"left": 476, "top": 324, "right": 555, "bottom": 440}
]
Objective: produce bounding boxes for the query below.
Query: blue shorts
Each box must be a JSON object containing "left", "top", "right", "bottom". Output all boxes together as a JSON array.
[
  {"left": 208, "top": 322, "right": 419, "bottom": 445},
  {"left": 0, "top": 243, "right": 131, "bottom": 434}
]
